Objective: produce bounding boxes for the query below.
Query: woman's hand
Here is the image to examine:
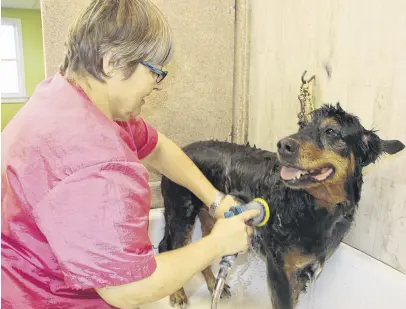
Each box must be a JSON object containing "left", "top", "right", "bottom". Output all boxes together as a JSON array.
[
  {"left": 96, "top": 208, "right": 259, "bottom": 309},
  {"left": 214, "top": 194, "right": 244, "bottom": 220},
  {"left": 209, "top": 209, "right": 259, "bottom": 256}
]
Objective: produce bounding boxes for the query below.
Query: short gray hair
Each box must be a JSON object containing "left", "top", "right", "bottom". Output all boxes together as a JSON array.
[{"left": 60, "top": 0, "right": 174, "bottom": 82}]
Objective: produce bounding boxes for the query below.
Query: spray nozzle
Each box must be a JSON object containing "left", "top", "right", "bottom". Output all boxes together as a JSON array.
[
  {"left": 210, "top": 198, "right": 271, "bottom": 309},
  {"left": 223, "top": 198, "right": 270, "bottom": 227}
]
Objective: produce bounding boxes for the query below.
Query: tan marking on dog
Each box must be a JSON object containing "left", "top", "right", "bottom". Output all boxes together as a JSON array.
[
  {"left": 170, "top": 289, "right": 188, "bottom": 307},
  {"left": 169, "top": 210, "right": 218, "bottom": 307},
  {"left": 322, "top": 118, "right": 339, "bottom": 127},
  {"left": 309, "top": 153, "right": 355, "bottom": 211},
  {"left": 298, "top": 142, "right": 350, "bottom": 183},
  {"left": 202, "top": 267, "right": 216, "bottom": 292},
  {"left": 184, "top": 227, "right": 194, "bottom": 246},
  {"left": 297, "top": 143, "right": 355, "bottom": 211},
  {"left": 283, "top": 250, "right": 317, "bottom": 309},
  {"left": 349, "top": 152, "right": 355, "bottom": 173},
  {"left": 198, "top": 208, "right": 219, "bottom": 293},
  {"left": 168, "top": 223, "right": 196, "bottom": 306},
  {"left": 291, "top": 280, "right": 301, "bottom": 307},
  {"left": 283, "top": 250, "right": 315, "bottom": 281},
  {"left": 198, "top": 209, "right": 232, "bottom": 297},
  {"left": 169, "top": 213, "right": 208, "bottom": 307},
  {"left": 310, "top": 184, "right": 348, "bottom": 211},
  {"left": 198, "top": 208, "right": 215, "bottom": 237}
]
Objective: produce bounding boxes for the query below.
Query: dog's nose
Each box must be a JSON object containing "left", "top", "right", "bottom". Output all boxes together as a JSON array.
[{"left": 277, "top": 138, "right": 299, "bottom": 157}]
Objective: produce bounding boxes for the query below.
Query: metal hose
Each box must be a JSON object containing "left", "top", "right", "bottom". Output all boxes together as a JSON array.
[{"left": 211, "top": 256, "right": 236, "bottom": 309}]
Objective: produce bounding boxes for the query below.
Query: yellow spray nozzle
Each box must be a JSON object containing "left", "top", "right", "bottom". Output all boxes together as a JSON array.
[
  {"left": 252, "top": 198, "right": 270, "bottom": 227},
  {"left": 224, "top": 198, "right": 271, "bottom": 227}
]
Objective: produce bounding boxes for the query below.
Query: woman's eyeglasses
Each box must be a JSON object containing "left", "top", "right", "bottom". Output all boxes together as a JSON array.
[{"left": 141, "top": 61, "right": 168, "bottom": 84}]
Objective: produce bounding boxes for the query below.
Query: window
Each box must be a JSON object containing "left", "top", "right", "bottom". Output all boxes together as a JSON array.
[{"left": 1, "top": 18, "right": 26, "bottom": 100}]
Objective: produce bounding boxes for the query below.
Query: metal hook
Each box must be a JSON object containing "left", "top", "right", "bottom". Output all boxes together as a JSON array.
[{"left": 301, "top": 70, "right": 316, "bottom": 84}]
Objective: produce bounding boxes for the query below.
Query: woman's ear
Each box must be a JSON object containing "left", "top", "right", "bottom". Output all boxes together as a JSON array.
[{"left": 102, "top": 53, "right": 114, "bottom": 76}]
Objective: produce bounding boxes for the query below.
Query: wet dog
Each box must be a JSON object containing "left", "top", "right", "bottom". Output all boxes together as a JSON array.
[{"left": 158, "top": 103, "right": 404, "bottom": 309}]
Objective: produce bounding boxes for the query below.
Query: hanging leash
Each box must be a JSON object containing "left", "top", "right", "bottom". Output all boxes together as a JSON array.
[{"left": 297, "top": 70, "right": 316, "bottom": 127}]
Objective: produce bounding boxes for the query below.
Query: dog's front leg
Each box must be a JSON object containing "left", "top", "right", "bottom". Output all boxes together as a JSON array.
[{"left": 266, "top": 257, "right": 294, "bottom": 309}]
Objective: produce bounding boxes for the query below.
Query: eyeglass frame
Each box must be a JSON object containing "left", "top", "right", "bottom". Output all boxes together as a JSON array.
[{"left": 141, "top": 61, "right": 168, "bottom": 84}]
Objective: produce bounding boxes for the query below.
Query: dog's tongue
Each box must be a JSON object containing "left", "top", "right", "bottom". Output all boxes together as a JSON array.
[
  {"left": 281, "top": 166, "right": 333, "bottom": 181},
  {"left": 312, "top": 167, "right": 333, "bottom": 181},
  {"left": 280, "top": 167, "right": 304, "bottom": 180}
]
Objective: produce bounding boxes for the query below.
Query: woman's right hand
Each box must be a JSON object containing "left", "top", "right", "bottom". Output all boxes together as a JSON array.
[{"left": 209, "top": 209, "right": 259, "bottom": 257}]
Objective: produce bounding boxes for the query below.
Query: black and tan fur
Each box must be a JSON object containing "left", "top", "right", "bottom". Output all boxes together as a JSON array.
[{"left": 158, "top": 103, "right": 404, "bottom": 309}]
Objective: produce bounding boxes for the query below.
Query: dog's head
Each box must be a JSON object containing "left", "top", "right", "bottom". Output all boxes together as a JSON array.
[
  {"left": 277, "top": 103, "right": 404, "bottom": 197},
  {"left": 272, "top": 103, "right": 404, "bottom": 309}
]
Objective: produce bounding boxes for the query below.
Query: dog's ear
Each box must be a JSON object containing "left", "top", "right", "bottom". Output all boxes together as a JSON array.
[
  {"left": 360, "top": 130, "right": 405, "bottom": 166},
  {"left": 381, "top": 139, "right": 405, "bottom": 155}
]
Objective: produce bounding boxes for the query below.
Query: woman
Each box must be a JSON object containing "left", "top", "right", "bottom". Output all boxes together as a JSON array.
[{"left": 1, "top": 0, "right": 258, "bottom": 308}]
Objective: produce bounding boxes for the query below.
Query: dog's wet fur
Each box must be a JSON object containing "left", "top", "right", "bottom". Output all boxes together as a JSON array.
[{"left": 158, "top": 103, "right": 404, "bottom": 309}]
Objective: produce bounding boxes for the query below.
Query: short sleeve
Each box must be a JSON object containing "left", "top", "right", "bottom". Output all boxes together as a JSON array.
[
  {"left": 129, "top": 117, "right": 159, "bottom": 159},
  {"left": 32, "top": 161, "right": 157, "bottom": 290}
]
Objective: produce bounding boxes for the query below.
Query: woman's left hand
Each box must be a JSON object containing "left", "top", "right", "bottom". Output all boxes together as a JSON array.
[{"left": 214, "top": 194, "right": 243, "bottom": 220}]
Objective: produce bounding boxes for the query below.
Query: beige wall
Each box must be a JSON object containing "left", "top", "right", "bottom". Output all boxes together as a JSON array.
[
  {"left": 249, "top": 0, "right": 406, "bottom": 273},
  {"left": 41, "top": 0, "right": 237, "bottom": 206}
]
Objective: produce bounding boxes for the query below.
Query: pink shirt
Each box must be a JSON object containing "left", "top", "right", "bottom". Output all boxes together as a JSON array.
[{"left": 1, "top": 73, "right": 158, "bottom": 308}]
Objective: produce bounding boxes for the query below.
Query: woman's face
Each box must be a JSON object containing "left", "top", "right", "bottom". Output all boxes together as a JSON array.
[{"left": 105, "top": 63, "right": 164, "bottom": 121}]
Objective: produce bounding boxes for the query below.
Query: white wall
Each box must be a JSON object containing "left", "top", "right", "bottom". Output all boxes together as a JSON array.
[{"left": 248, "top": 0, "right": 406, "bottom": 273}]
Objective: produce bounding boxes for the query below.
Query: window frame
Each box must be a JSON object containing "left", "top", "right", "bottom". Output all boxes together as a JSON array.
[{"left": 1, "top": 17, "right": 27, "bottom": 103}]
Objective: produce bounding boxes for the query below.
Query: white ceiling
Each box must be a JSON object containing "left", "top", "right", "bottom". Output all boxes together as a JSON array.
[{"left": 1, "top": 0, "right": 41, "bottom": 10}]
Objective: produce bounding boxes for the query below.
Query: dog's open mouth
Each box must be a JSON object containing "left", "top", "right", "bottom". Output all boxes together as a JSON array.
[{"left": 280, "top": 165, "right": 334, "bottom": 185}]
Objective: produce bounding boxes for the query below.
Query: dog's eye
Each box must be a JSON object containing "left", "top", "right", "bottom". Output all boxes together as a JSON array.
[{"left": 325, "top": 128, "right": 337, "bottom": 136}]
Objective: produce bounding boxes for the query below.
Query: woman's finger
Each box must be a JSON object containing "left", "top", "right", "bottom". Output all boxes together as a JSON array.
[{"left": 239, "top": 209, "right": 260, "bottom": 221}]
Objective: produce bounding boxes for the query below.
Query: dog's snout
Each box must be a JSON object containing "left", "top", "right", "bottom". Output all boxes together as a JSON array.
[{"left": 277, "top": 138, "right": 299, "bottom": 157}]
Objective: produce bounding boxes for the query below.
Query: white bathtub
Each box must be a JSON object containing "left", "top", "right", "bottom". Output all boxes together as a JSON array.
[{"left": 144, "top": 208, "right": 406, "bottom": 309}]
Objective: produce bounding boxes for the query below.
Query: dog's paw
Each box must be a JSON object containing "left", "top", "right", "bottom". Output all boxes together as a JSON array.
[{"left": 170, "top": 289, "right": 188, "bottom": 309}]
